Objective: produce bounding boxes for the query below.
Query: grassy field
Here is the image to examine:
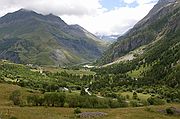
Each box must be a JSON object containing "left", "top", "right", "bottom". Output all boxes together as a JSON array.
[
  {"left": 41, "top": 66, "right": 96, "bottom": 75},
  {"left": 121, "top": 92, "right": 151, "bottom": 101},
  {"left": 0, "top": 83, "right": 180, "bottom": 119},
  {"left": 0, "top": 83, "right": 40, "bottom": 107},
  {"left": 1, "top": 104, "right": 180, "bottom": 119}
]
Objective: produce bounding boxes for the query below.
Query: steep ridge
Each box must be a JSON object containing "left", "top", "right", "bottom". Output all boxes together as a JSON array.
[
  {"left": 97, "top": 0, "right": 180, "bottom": 65},
  {"left": 95, "top": 0, "right": 180, "bottom": 88}
]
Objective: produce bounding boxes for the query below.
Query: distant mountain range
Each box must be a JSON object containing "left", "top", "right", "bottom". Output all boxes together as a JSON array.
[
  {"left": 95, "top": 34, "right": 119, "bottom": 43},
  {"left": 0, "top": 9, "right": 108, "bottom": 66}
]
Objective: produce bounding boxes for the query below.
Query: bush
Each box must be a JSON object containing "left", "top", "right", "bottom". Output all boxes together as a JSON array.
[
  {"left": 44, "top": 92, "right": 66, "bottom": 107},
  {"left": 9, "top": 90, "right": 22, "bottom": 105},
  {"left": 126, "top": 94, "right": 130, "bottom": 100},
  {"left": 80, "top": 87, "right": 88, "bottom": 96},
  {"left": 74, "top": 107, "right": 81, "bottom": 114},
  {"left": 67, "top": 95, "right": 80, "bottom": 108},
  {"left": 136, "top": 88, "right": 144, "bottom": 93},
  {"left": 117, "top": 95, "right": 128, "bottom": 107},
  {"left": 144, "top": 107, "right": 153, "bottom": 112},
  {"left": 132, "top": 92, "right": 138, "bottom": 99},
  {"left": 27, "top": 95, "right": 44, "bottom": 106},
  {"left": 147, "top": 96, "right": 166, "bottom": 105},
  {"left": 9, "top": 116, "right": 18, "bottom": 119},
  {"left": 119, "top": 101, "right": 128, "bottom": 107},
  {"left": 103, "top": 91, "right": 118, "bottom": 98},
  {"left": 141, "top": 100, "right": 149, "bottom": 106},
  {"left": 166, "top": 98, "right": 171, "bottom": 103},
  {"left": 130, "top": 100, "right": 143, "bottom": 107},
  {"left": 166, "top": 107, "right": 175, "bottom": 115},
  {"left": 173, "top": 98, "right": 180, "bottom": 103},
  {"left": 108, "top": 99, "right": 120, "bottom": 108}
]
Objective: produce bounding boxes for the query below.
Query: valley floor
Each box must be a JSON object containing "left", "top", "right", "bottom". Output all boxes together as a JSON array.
[
  {"left": 0, "top": 104, "right": 180, "bottom": 119},
  {"left": 0, "top": 83, "right": 180, "bottom": 119}
]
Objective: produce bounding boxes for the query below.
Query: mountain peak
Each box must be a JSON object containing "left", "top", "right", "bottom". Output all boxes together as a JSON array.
[
  {"left": 18, "top": 8, "right": 33, "bottom": 12},
  {"left": 0, "top": 9, "right": 106, "bottom": 66},
  {"left": 46, "top": 13, "right": 62, "bottom": 20}
]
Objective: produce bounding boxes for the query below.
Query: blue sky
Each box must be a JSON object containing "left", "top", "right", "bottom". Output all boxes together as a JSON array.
[
  {"left": 100, "top": 0, "right": 158, "bottom": 10},
  {"left": 0, "top": 0, "right": 159, "bottom": 35},
  {"left": 100, "top": 0, "right": 124, "bottom": 10},
  {"left": 100, "top": 0, "right": 140, "bottom": 10}
]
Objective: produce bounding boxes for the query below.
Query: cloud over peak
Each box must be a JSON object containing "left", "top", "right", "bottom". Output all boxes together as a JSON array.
[{"left": 0, "top": 0, "right": 158, "bottom": 35}]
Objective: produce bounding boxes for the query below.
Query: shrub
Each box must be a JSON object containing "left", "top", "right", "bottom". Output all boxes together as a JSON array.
[
  {"left": 9, "top": 90, "right": 22, "bottom": 105},
  {"left": 126, "top": 94, "right": 130, "bottom": 100},
  {"left": 117, "top": 95, "right": 128, "bottom": 107},
  {"left": 132, "top": 92, "right": 138, "bottom": 99},
  {"left": 166, "top": 98, "right": 171, "bottom": 103},
  {"left": 27, "top": 95, "right": 40, "bottom": 106},
  {"left": 130, "top": 100, "right": 143, "bottom": 107},
  {"left": 166, "top": 107, "right": 175, "bottom": 115},
  {"left": 80, "top": 87, "right": 88, "bottom": 96},
  {"left": 103, "top": 91, "right": 117, "bottom": 98},
  {"left": 74, "top": 107, "right": 81, "bottom": 114},
  {"left": 108, "top": 99, "right": 120, "bottom": 108},
  {"left": 145, "top": 107, "right": 153, "bottom": 112},
  {"left": 141, "top": 100, "right": 149, "bottom": 106},
  {"left": 67, "top": 95, "right": 80, "bottom": 108},
  {"left": 119, "top": 101, "right": 128, "bottom": 107},
  {"left": 136, "top": 88, "right": 144, "bottom": 93},
  {"left": 9, "top": 116, "right": 18, "bottom": 119},
  {"left": 147, "top": 96, "right": 166, "bottom": 105},
  {"left": 44, "top": 92, "right": 66, "bottom": 107},
  {"left": 173, "top": 98, "right": 180, "bottom": 103}
]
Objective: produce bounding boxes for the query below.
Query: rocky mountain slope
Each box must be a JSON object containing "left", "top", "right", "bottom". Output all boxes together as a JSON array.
[
  {"left": 95, "top": 0, "right": 180, "bottom": 88},
  {"left": 0, "top": 9, "right": 107, "bottom": 66},
  {"left": 97, "top": 0, "right": 180, "bottom": 65}
]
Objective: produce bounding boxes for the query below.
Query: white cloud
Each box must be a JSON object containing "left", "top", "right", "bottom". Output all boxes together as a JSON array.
[
  {"left": 0, "top": 0, "right": 158, "bottom": 35},
  {"left": 124, "top": 0, "right": 157, "bottom": 4},
  {"left": 62, "top": 0, "right": 157, "bottom": 35},
  {"left": 0, "top": 0, "right": 104, "bottom": 16},
  {"left": 124, "top": 0, "right": 137, "bottom": 4}
]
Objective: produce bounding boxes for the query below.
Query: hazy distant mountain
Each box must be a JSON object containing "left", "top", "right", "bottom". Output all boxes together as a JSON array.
[
  {"left": 95, "top": 33, "right": 119, "bottom": 43},
  {"left": 0, "top": 9, "right": 107, "bottom": 66}
]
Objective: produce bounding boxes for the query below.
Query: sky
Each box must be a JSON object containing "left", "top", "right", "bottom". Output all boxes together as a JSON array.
[{"left": 0, "top": 0, "right": 158, "bottom": 35}]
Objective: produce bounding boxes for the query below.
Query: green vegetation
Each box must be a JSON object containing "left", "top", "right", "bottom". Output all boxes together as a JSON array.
[
  {"left": 9, "top": 90, "right": 22, "bottom": 105},
  {"left": 147, "top": 96, "right": 166, "bottom": 105},
  {"left": 74, "top": 107, "right": 81, "bottom": 114},
  {"left": 127, "top": 64, "right": 151, "bottom": 78},
  {"left": 0, "top": 1, "right": 180, "bottom": 119},
  {"left": 0, "top": 9, "right": 107, "bottom": 66},
  {"left": 0, "top": 59, "right": 179, "bottom": 118},
  {"left": 1, "top": 60, "right": 179, "bottom": 109},
  {"left": 121, "top": 92, "right": 151, "bottom": 101}
]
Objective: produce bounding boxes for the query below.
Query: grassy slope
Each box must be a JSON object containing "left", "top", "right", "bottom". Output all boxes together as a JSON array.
[
  {"left": 121, "top": 92, "right": 151, "bottom": 101},
  {"left": 0, "top": 83, "right": 180, "bottom": 119},
  {"left": 127, "top": 65, "right": 151, "bottom": 78},
  {"left": 41, "top": 66, "right": 96, "bottom": 75},
  {"left": 0, "top": 11, "right": 107, "bottom": 66}
]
